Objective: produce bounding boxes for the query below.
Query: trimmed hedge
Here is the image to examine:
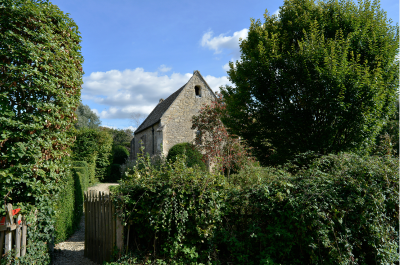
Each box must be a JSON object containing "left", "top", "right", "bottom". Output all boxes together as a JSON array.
[
  {"left": 0, "top": 0, "right": 83, "bottom": 263},
  {"left": 167, "top": 142, "right": 206, "bottom": 171},
  {"left": 112, "top": 145, "right": 129, "bottom": 165},
  {"left": 111, "top": 152, "right": 399, "bottom": 264},
  {"left": 54, "top": 161, "right": 90, "bottom": 243}
]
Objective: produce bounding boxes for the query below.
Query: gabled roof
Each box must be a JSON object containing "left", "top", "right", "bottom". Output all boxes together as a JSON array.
[
  {"left": 134, "top": 84, "right": 186, "bottom": 134},
  {"left": 134, "top": 70, "right": 215, "bottom": 134}
]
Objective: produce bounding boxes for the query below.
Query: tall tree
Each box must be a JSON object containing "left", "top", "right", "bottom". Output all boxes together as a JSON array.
[
  {"left": 221, "top": 0, "right": 399, "bottom": 165},
  {"left": 75, "top": 102, "right": 101, "bottom": 129}
]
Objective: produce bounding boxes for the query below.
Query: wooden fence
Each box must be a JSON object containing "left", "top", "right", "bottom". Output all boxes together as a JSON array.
[
  {"left": 0, "top": 203, "right": 28, "bottom": 261},
  {"left": 84, "top": 190, "right": 123, "bottom": 264}
]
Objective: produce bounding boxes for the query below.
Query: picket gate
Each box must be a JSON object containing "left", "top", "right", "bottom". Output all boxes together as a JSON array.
[
  {"left": 84, "top": 190, "right": 123, "bottom": 264},
  {"left": 0, "top": 203, "right": 28, "bottom": 260}
]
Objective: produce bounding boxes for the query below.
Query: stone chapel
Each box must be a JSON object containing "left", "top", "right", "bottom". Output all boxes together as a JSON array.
[{"left": 130, "top": 70, "right": 216, "bottom": 159}]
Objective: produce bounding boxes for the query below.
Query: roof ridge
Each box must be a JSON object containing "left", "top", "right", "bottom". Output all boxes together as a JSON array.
[{"left": 134, "top": 82, "right": 187, "bottom": 134}]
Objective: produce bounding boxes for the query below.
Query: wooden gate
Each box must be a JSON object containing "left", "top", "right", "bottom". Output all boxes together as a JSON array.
[
  {"left": 84, "top": 190, "right": 123, "bottom": 264},
  {"left": 0, "top": 203, "right": 28, "bottom": 261}
]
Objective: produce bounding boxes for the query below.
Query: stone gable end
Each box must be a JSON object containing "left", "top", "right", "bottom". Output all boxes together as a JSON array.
[{"left": 160, "top": 71, "right": 215, "bottom": 154}]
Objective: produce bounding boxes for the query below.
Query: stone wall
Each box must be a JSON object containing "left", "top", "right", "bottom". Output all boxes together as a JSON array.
[
  {"left": 132, "top": 121, "right": 162, "bottom": 158},
  {"left": 161, "top": 73, "right": 215, "bottom": 156}
]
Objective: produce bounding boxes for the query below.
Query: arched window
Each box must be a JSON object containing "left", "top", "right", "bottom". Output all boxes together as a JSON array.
[{"left": 195, "top": 85, "right": 201, "bottom": 97}]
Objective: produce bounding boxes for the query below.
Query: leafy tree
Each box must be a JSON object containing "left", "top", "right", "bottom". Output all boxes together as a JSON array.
[
  {"left": 167, "top": 143, "right": 207, "bottom": 171},
  {"left": 100, "top": 127, "right": 134, "bottom": 149},
  {"left": 112, "top": 145, "right": 130, "bottom": 165},
  {"left": 0, "top": 0, "right": 83, "bottom": 262},
  {"left": 373, "top": 100, "right": 399, "bottom": 156},
  {"left": 191, "top": 94, "right": 254, "bottom": 176},
  {"left": 75, "top": 102, "right": 101, "bottom": 129},
  {"left": 221, "top": 0, "right": 399, "bottom": 165},
  {"left": 71, "top": 128, "right": 113, "bottom": 182}
]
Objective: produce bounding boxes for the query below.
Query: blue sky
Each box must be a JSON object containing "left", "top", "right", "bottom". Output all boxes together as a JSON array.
[{"left": 50, "top": 0, "right": 399, "bottom": 131}]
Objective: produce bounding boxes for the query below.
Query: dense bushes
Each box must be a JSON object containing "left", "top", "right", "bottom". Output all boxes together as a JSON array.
[
  {"left": 167, "top": 142, "right": 206, "bottom": 171},
  {"left": 111, "top": 153, "right": 399, "bottom": 264},
  {"left": 0, "top": 0, "right": 83, "bottom": 263},
  {"left": 54, "top": 161, "right": 90, "bottom": 243}
]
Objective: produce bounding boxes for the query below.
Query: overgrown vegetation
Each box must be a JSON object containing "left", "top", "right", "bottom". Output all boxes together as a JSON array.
[
  {"left": 0, "top": 0, "right": 83, "bottom": 262},
  {"left": 110, "top": 151, "right": 398, "bottom": 264}
]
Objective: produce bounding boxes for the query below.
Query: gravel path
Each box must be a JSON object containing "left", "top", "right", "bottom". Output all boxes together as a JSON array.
[{"left": 52, "top": 183, "right": 119, "bottom": 265}]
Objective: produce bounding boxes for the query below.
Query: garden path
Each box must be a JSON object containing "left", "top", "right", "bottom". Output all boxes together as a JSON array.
[{"left": 52, "top": 183, "right": 119, "bottom": 265}]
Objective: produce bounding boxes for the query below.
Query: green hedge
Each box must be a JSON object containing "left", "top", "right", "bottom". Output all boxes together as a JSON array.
[
  {"left": 54, "top": 161, "right": 90, "bottom": 243},
  {"left": 111, "top": 153, "right": 399, "bottom": 264},
  {"left": 167, "top": 142, "right": 206, "bottom": 171}
]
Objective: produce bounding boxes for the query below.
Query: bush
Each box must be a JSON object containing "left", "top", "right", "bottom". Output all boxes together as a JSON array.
[
  {"left": 0, "top": 0, "right": 83, "bottom": 262},
  {"left": 112, "top": 152, "right": 398, "bottom": 264},
  {"left": 104, "top": 164, "right": 122, "bottom": 183},
  {"left": 167, "top": 143, "right": 206, "bottom": 171},
  {"left": 113, "top": 145, "right": 129, "bottom": 165},
  {"left": 54, "top": 161, "right": 90, "bottom": 243}
]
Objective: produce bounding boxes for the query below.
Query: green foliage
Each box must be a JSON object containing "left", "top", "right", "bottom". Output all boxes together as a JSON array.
[
  {"left": 71, "top": 128, "right": 113, "bottom": 182},
  {"left": 221, "top": 0, "right": 399, "bottom": 165},
  {"left": 373, "top": 100, "right": 399, "bottom": 156},
  {"left": 112, "top": 152, "right": 398, "bottom": 264},
  {"left": 105, "top": 164, "right": 122, "bottom": 183},
  {"left": 166, "top": 142, "right": 206, "bottom": 171},
  {"left": 112, "top": 145, "right": 129, "bottom": 165},
  {"left": 74, "top": 102, "right": 101, "bottom": 129},
  {"left": 100, "top": 127, "right": 134, "bottom": 150},
  {"left": 53, "top": 161, "right": 89, "bottom": 243},
  {"left": 0, "top": 0, "right": 83, "bottom": 262}
]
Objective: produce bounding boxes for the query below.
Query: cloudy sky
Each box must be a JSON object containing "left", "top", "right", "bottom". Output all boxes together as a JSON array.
[{"left": 50, "top": 0, "right": 399, "bottom": 131}]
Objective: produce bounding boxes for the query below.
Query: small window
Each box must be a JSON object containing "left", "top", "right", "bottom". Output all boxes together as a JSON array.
[
  {"left": 195, "top": 85, "right": 201, "bottom": 97},
  {"left": 195, "top": 130, "right": 202, "bottom": 145}
]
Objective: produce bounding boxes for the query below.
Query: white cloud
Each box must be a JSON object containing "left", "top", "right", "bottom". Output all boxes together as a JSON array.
[
  {"left": 101, "top": 124, "right": 117, "bottom": 129},
  {"left": 204, "top": 75, "right": 231, "bottom": 94},
  {"left": 82, "top": 68, "right": 230, "bottom": 119},
  {"left": 125, "top": 126, "right": 137, "bottom": 132},
  {"left": 273, "top": 9, "right": 280, "bottom": 17},
  {"left": 158, "top": 64, "right": 172, "bottom": 72},
  {"left": 201, "top": 28, "right": 248, "bottom": 59}
]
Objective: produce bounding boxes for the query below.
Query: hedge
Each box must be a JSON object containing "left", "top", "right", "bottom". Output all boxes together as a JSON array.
[
  {"left": 111, "top": 152, "right": 399, "bottom": 264},
  {"left": 167, "top": 142, "right": 206, "bottom": 171},
  {"left": 54, "top": 161, "right": 90, "bottom": 243},
  {"left": 0, "top": 0, "right": 83, "bottom": 263}
]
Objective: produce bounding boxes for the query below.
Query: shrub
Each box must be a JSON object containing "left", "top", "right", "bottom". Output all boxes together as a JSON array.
[
  {"left": 53, "top": 161, "right": 90, "bottom": 243},
  {"left": 0, "top": 0, "right": 83, "bottom": 262},
  {"left": 167, "top": 142, "right": 206, "bottom": 171},
  {"left": 112, "top": 145, "right": 129, "bottom": 165},
  {"left": 112, "top": 152, "right": 398, "bottom": 264}
]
